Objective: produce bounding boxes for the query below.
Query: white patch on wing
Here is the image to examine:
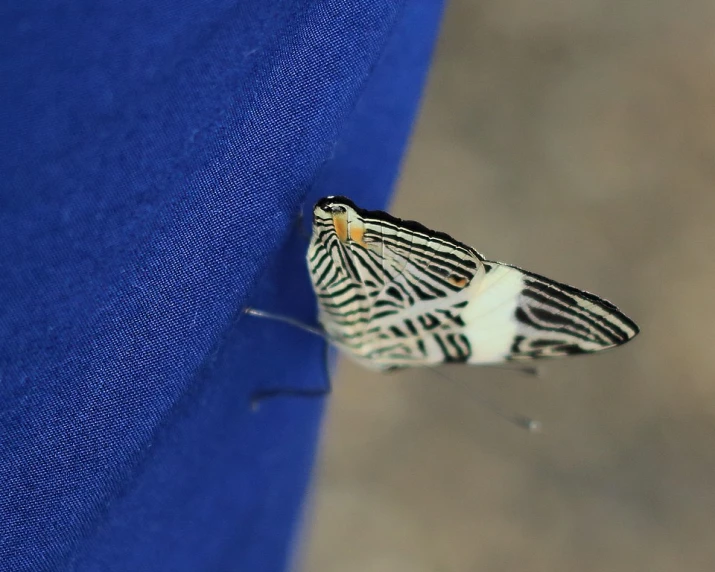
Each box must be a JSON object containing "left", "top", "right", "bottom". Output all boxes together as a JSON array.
[{"left": 461, "top": 264, "right": 524, "bottom": 364}]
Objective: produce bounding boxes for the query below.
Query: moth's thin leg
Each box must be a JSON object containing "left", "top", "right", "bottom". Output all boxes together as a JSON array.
[
  {"left": 478, "top": 363, "right": 540, "bottom": 377},
  {"left": 244, "top": 307, "right": 332, "bottom": 406},
  {"left": 243, "top": 307, "right": 325, "bottom": 338},
  {"left": 425, "top": 365, "right": 542, "bottom": 433},
  {"left": 251, "top": 382, "right": 331, "bottom": 406}
]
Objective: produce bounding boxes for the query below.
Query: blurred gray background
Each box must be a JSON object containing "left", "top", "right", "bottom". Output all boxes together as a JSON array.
[{"left": 302, "top": 1, "right": 715, "bottom": 570}]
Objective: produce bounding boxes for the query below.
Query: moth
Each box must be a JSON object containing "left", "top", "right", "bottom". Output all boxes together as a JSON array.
[{"left": 307, "top": 196, "right": 639, "bottom": 372}]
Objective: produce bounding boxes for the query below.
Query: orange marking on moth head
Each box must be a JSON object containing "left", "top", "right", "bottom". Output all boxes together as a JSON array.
[
  {"left": 448, "top": 275, "right": 469, "bottom": 288},
  {"left": 349, "top": 225, "right": 368, "bottom": 248},
  {"left": 332, "top": 213, "right": 348, "bottom": 242}
]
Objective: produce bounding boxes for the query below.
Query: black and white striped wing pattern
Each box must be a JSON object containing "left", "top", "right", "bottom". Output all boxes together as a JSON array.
[{"left": 306, "top": 196, "right": 639, "bottom": 371}]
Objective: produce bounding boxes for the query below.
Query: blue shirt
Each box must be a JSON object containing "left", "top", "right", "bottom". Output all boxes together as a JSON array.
[{"left": 0, "top": 1, "right": 444, "bottom": 569}]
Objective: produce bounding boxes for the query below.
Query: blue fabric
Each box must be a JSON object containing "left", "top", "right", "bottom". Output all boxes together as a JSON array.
[{"left": 0, "top": 1, "right": 444, "bottom": 570}]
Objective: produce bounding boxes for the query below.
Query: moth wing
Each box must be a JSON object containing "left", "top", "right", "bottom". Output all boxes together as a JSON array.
[
  {"left": 461, "top": 262, "right": 640, "bottom": 364},
  {"left": 351, "top": 219, "right": 483, "bottom": 368}
]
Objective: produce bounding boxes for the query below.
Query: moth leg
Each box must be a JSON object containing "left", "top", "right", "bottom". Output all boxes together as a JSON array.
[
  {"left": 479, "top": 363, "right": 541, "bottom": 377},
  {"left": 245, "top": 306, "right": 333, "bottom": 408},
  {"left": 250, "top": 380, "right": 331, "bottom": 409},
  {"left": 243, "top": 307, "right": 325, "bottom": 337},
  {"left": 250, "top": 347, "right": 332, "bottom": 409}
]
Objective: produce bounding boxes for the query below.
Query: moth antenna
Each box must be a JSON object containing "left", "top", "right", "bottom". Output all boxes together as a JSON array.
[
  {"left": 479, "top": 363, "right": 541, "bottom": 377},
  {"left": 243, "top": 307, "right": 325, "bottom": 338},
  {"left": 425, "top": 365, "right": 542, "bottom": 433}
]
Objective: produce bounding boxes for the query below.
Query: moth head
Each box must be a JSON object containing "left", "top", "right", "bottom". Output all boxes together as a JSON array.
[
  {"left": 313, "top": 196, "right": 356, "bottom": 218},
  {"left": 313, "top": 196, "right": 368, "bottom": 247}
]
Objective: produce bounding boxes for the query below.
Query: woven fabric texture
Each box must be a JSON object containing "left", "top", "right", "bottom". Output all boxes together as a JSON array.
[{"left": 0, "top": 1, "right": 444, "bottom": 570}]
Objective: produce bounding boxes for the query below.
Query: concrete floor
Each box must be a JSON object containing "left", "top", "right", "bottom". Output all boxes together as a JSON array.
[{"left": 302, "top": 1, "right": 715, "bottom": 570}]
